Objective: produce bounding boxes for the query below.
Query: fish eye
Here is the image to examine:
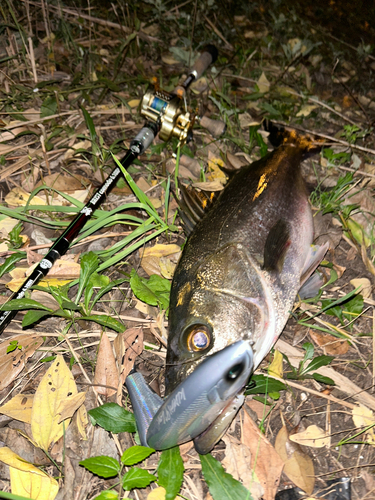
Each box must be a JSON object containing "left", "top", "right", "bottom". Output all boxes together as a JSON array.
[
  {"left": 186, "top": 324, "right": 211, "bottom": 352},
  {"left": 226, "top": 362, "right": 244, "bottom": 381}
]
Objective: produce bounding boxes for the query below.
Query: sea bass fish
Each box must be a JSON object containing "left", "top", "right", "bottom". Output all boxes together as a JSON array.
[{"left": 127, "top": 130, "right": 328, "bottom": 453}]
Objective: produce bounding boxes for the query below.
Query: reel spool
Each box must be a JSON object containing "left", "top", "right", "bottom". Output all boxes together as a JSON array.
[{"left": 140, "top": 86, "right": 193, "bottom": 146}]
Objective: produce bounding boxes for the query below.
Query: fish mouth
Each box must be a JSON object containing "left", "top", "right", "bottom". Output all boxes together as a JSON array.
[{"left": 146, "top": 340, "right": 254, "bottom": 452}]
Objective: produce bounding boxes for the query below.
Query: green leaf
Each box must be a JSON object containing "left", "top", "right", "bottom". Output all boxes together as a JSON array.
[
  {"left": 130, "top": 269, "right": 171, "bottom": 310},
  {"left": 121, "top": 445, "right": 155, "bottom": 466},
  {"left": 41, "top": 95, "right": 58, "bottom": 118},
  {"left": 312, "top": 373, "right": 335, "bottom": 385},
  {"left": 303, "top": 355, "right": 334, "bottom": 374},
  {"left": 94, "top": 491, "right": 118, "bottom": 500},
  {"left": 0, "top": 252, "right": 25, "bottom": 278},
  {"left": 200, "top": 453, "right": 253, "bottom": 500},
  {"left": 22, "top": 310, "right": 51, "bottom": 327},
  {"left": 80, "top": 315, "right": 125, "bottom": 333},
  {"left": 157, "top": 446, "right": 184, "bottom": 500},
  {"left": 122, "top": 467, "right": 155, "bottom": 491},
  {"left": 88, "top": 403, "right": 136, "bottom": 433},
  {"left": 60, "top": 299, "right": 82, "bottom": 311},
  {"left": 245, "top": 374, "right": 286, "bottom": 396},
  {"left": 343, "top": 294, "right": 364, "bottom": 321},
  {"left": 0, "top": 298, "right": 53, "bottom": 312},
  {"left": 76, "top": 251, "right": 100, "bottom": 303},
  {"left": 302, "top": 342, "right": 314, "bottom": 363},
  {"left": 79, "top": 456, "right": 120, "bottom": 478},
  {"left": 80, "top": 105, "right": 97, "bottom": 141}
]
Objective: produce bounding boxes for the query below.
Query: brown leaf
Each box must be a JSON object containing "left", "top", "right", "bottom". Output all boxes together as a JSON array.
[
  {"left": 242, "top": 410, "right": 284, "bottom": 500},
  {"left": 284, "top": 450, "right": 315, "bottom": 495},
  {"left": 289, "top": 425, "right": 330, "bottom": 448},
  {"left": 57, "top": 392, "right": 86, "bottom": 424},
  {"left": 275, "top": 425, "right": 315, "bottom": 495},
  {"left": 309, "top": 330, "right": 349, "bottom": 355},
  {"left": 115, "top": 328, "right": 144, "bottom": 404},
  {"left": 93, "top": 332, "right": 119, "bottom": 397},
  {"left": 0, "top": 335, "right": 45, "bottom": 391}
]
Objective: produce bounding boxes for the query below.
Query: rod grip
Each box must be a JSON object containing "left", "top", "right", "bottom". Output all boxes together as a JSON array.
[{"left": 190, "top": 45, "right": 218, "bottom": 80}]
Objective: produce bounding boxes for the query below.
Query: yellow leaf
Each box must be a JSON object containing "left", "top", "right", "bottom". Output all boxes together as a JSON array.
[
  {"left": 31, "top": 355, "right": 78, "bottom": 450},
  {"left": 350, "top": 278, "right": 372, "bottom": 298},
  {"left": 352, "top": 404, "right": 375, "bottom": 445},
  {"left": 296, "top": 104, "right": 317, "bottom": 117},
  {"left": 207, "top": 154, "right": 227, "bottom": 185},
  {"left": 57, "top": 392, "right": 86, "bottom": 424},
  {"left": 128, "top": 99, "right": 140, "bottom": 108},
  {"left": 257, "top": 72, "right": 270, "bottom": 93},
  {"left": 268, "top": 350, "right": 283, "bottom": 379},
  {"left": 159, "top": 256, "right": 177, "bottom": 279},
  {"left": 140, "top": 243, "right": 181, "bottom": 278},
  {"left": 147, "top": 487, "right": 166, "bottom": 500},
  {"left": 289, "top": 425, "right": 330, "bottom": 448},
  {"left": 77, "top": 404, "right": 89, "bottom": 440},
  {"left": 7, "top": 277, "right": 74, "bottom": 292},
  {"left": 0, "top": 394, "right": 34, "bottom": 424},
  {"left": 0, "top": 447, "right": 58, "bottom": 500},
  {"left": 192, "top": 180, "right": 225, "bottom": 191},
  {"left": 0, "top": 216, "right": 20, "bottom": 238},
  {"left": 5, "top": 187, "right": 46, "bottom": 207}
]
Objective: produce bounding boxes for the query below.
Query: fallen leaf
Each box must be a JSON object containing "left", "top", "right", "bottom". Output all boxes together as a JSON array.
[
  {"left": 296, "top": 104, "right": 317, "bottom": 117},
  {"left": 309, "top": 330, "right": 349, "bottom": 356},
  {"left": 31, "top": 355, "right": 78, "bottom": 450},
  {"left": 57, "top": 392, "right": 86, "bottom": 423},
  {"left": 140, "top": 243, "right": 181, "bottom": 278},
  {"left": 207, "top": 152, "right": 227, "bottom": 186},
  {"left": 5, "top": 187, "right": 46, "bottom": 207},
  {"left": 0, "top": 394, "right": 34, "bottom": 424},
  {"left": 147, "top": 487, "right": 166, "bottom": 500},
  {"left": 192, "top": 180, "right": 225, "bottom": 191},
  {"left": 242, "top": 410, "right": 284, "bottom": 500},
  {"left": 0, "top": 215, "right": 20, "bottom": 239},
  {"left": 284, "top": 450, "right": 314, "bottom": 495},
  {"left": 0, "top": 447, "right": 59, "bottom": 500},
  {"left": 352, "top": 405, "right": 375, "bottom": 445},
  {"left": 275, "top": 425, "right": 315, "bottom": 495},
  {"left": 93, "top": 332, "right": 119, "bottom": 397},
  {"left": 0, "top": 334, "right": 45, "bottom": 391},
  {"left": 350, "top": 278, "right": 372, "bottom": 298},
  {"left": 289, "top": 425, "right": 330, "bottom": 448},
  {"left": 268, "top": 349, "right": 284, "bottom": 378},
  {"left": 115, "top": 327, "right": 144, "bottom": 403},
  {"left": 257, "top": 72, "right": 270, "bottom": 93}
]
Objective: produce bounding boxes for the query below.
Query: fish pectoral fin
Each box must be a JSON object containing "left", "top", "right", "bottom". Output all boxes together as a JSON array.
[
  {"left": 263, "top": 219, "right": 291, "bottom": 272},
  {"left": 178, "top": 185, "right": 219, "bottom": 236},
  {"left": 298, "top": 271, "right": 325, "bottom": 299},
  {"left": 300, "top": 242, "right": 329, "bottom": 286}
]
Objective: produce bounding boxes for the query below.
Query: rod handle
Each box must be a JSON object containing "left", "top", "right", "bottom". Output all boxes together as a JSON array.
[{"left": 190, "top": 45, "right": 218, "bottom": 80}]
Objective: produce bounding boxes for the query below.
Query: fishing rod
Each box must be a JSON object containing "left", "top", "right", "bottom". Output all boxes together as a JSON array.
[{"left": 0, "top": 45, "right": 219, "bottom": 335}]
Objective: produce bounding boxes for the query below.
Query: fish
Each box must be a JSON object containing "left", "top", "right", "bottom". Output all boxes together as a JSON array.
[{"left": 126, "top": 125, "right": 328, "bottom": 453}]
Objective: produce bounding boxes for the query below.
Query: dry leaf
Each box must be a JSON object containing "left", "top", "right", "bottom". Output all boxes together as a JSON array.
[
  {"left": 0, "top": 447, "right": 59, "bottom": 500},
  {"left": 242, "top": 410, "right": 284, "bottom": 500},
  {"left": 140, "top": 243, "right": 181, "bottom": 278},
  {"left": 57, "top": 392, "right": 86, "bottom": 423},
  {"left": 93, "top": 332, "right": 119, "bottom": 397},
  {"left": 147, "top": 487, "right": 166, "bottom": 500},
  {"left": 5, "top": 187, "right": 46, "bottom": 207},
  {"left": 284, "top": 450, "right": 314, "bottom": 495},
  {"left": 352, "top": 405, "right": 375, "bottom": 445},
  {"left": 309, "top": 330, "right": 349, "bottom": 356},
  {"left": 115, "top": 327, "right": 144, "bottom": 404},
  {"left": 222, "top": 435, "right": 263, "bottom": 498},
  {"left": 350, "top": 278, "right": 372, "bottom": 298},
  {"left": 0, "top": 334, "right": 45, "bottom": 391},
  {"left": 289, "top": 425, "right": 330, "bottom": 448},
  {"left": 268, "top": 350, "right": 283, "bottom": 378},
  {"left": 207, "top": 152, "right": 227, "bottom": 186},
  {"left": 296, "top": 104, "right": 317, "bottom": 117},
  {"left": 0, "top": 394, "right": 34, "bottom": 424},
  {"left": 275, "top": 425, "right": 315, "bottom": 495},
  {"left": 257, "top": 72, "right": 270, "bottom": 93},
  {"left": 192, "top": 180, "right": 225, "bottom": 191},
  {"left": 31, "top": 355, "right": 78, "bottom": 450},
  {"left": 0, "top": 216, "right": 20, "bottom": 239}
]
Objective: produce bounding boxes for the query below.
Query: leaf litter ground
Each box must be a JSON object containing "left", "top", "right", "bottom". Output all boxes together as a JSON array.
[{"left": 1, "top": 1, "right": 375, "bottom": 499}]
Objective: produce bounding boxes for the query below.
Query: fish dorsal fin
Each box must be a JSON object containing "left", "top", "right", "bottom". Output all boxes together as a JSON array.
[
  {"left": 263, "top": 219, "right": 291, "bottom": 272},
  {"left": 178, "top": 184, "right": 219, "bottom": 236}
]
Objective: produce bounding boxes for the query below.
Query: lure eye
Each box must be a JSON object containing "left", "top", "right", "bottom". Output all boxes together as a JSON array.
[
  {"left": 226, "top": 362, "right": 245, "bottom": 381},
  {"left": 186, "top": 325, "right": 211, "bottom": 352}
]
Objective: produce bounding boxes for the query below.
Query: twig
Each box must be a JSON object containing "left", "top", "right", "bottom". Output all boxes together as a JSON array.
[{"left": 203, "top": 14, "right": 233, "bottom": 50}]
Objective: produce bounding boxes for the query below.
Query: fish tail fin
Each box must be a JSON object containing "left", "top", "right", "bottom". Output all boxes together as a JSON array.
[{"left": 263, "top": 119, "right": 325, "bottom": 158}]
